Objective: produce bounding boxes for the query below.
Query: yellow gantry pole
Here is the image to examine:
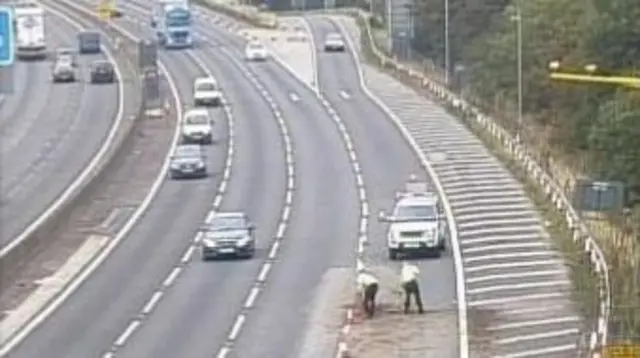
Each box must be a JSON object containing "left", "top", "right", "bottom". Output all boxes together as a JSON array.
[{"left": 548, "top": 61, "right": 640, "bottom": 89}]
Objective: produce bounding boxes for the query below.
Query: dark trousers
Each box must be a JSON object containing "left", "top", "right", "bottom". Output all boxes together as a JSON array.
[
  {"left": 362, "top": 283, "right": 379, "bottom": 317},
  {"left": 402, "top": 279, "right": 424, "bottom": 313}
]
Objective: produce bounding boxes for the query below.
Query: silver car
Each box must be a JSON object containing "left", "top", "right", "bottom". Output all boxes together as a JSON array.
[
  {"left": 200, "top": 212, "right": 256, "bottom": 260},
  {"left": 52, "top": 57, "right": 76, "bottom": 83},
  {"left": 169, "top": 144, "right": 207, "bottom": 179}
]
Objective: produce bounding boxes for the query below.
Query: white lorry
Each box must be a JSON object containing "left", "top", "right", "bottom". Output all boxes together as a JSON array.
[{"left": 13, "top": 2, "right": 47, "bottom": 60}]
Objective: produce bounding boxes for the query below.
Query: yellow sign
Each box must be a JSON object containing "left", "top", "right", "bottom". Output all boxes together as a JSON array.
[
  {"left": 97, "top": 0, "right": 115, "bottom": 20},
  {"left": 603, "top": 344, "right": 640, "bottom": 358}
]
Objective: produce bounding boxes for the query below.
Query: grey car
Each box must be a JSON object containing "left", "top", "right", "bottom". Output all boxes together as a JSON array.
[
  {"left": 52, "top": 58, "right": 76, "bottom": 83},
  {"left": 169, "top": 144, "right": 207, "bottom": 179},
  {"left": 200, "top": 212, "right": 256, "bottom": 260},
  {"left": 90, "top": 60, "right": 115, "bottom": 83}
]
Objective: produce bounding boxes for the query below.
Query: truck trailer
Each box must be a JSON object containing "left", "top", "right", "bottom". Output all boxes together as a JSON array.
[
  {"left": 13, "top": 2, "right": 47, "bottom": 60},
  {"left": 152, "top": 0, "right": 192, "bottom": 49}
]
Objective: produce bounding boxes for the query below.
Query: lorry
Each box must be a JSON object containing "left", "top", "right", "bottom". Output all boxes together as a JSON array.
[
  {"left": 151, "top": 0, "right": 192, "bottom": 49},
  {"left": 13, "top": 2, "right": 47, "bottom": 60}
]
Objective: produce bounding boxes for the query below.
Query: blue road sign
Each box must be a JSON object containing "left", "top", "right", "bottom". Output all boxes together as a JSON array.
[{"left": 0, "top": 6, "right": 14, "bottom": 66}]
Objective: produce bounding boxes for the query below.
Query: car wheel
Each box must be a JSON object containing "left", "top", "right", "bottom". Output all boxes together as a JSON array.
[
  {"left": 438, "top": 240, "right": 446, "bottom": 251},
  {"left": 388, "top": 249, "right": 398, "bottom": 260}
]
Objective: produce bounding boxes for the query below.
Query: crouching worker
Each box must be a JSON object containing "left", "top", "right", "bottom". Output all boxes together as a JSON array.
[
  {"left": 401, "top": 261, "right": 424, "bottom": 314},
  {"left": 356, "top": 268, "right": 379, "bottom": 318}
]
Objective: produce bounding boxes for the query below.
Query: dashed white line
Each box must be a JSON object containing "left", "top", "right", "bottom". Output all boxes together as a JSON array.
[
  {"left": 228, "top": 314, "right": 246, "bottom": 341},
  {"left": 114, "top": 320, "right": 141, "bottom": 347},
  {"left": 180, "top": 245, "right": 195, "bottom": 263},
  {"left": 141, "top": 291, "right": 163, "bottom": 315},
  {"left": 244, "top": 287, "right": 260, "bottom": 308},
  {"left": 268, "top": 240, "right": 280, "bottom": 259},
  {"left": 257, "top": 263, "right": 271, "bottom": 282},
  {"left": 162, "top": 267, "right": 182, "bottom": 287}
]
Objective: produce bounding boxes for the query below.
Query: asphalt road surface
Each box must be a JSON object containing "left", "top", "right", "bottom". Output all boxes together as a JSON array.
[{"left": 0, "top": 10, "right": 121, "bottom": 248}]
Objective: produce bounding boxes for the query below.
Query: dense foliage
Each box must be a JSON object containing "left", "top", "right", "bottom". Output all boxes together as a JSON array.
[{"left": 411, "top": 0, "right": 640, "bottom": 201}]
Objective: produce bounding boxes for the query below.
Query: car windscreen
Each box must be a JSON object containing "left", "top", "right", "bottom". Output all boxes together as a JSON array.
[
  {"left": 395, "top": 204, "right": 437, "bottom": 220},
  {"left": 248, "top": 43, "right": 263, "bottom": 50},
  {"left": 185, "top": 115, "right": 208, "bottom": 125},
  {"left": 210, "top": 217, "right": 245, "bottom": 230},
  {"left": 196, "top": 82, "right": 216, "bottom": 91}
]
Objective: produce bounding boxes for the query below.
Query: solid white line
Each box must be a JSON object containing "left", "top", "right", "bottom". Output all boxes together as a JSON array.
[
  {"left": 244, "top": 287, "right": 260, "bottom": 308},
  {"left": 257, "top": 263, "right": 271, "bottom": 282},
  {"left": 180, "top": 246, "right": 195, "bottom": 263},
  {"left": 114, "top": 320, "right": 141, "bottom": 346},
  {"left": 495, "top": 328, "right": 579, "bottom": 345},
  {"left": 461, "top": 233, "right": 542, "bottom": 246},
  {"left": 464, "top": 251, "right": 557, "bottom": 264},
  {"left": 141, "top": 291, "right": 163, "bottom": 315},
  {"left": 469, "top": 292, "right": 567, "bottom": 307},
  {"left": 466, "top": 269, "right": 566, "bottom": 284},
  {"left": 464, "top": 259, "right": 561, "bottom": 273},
  {"left": 162, "top": 267, "right": 182, "bottom": 287},
  {"left": 488, "top": 316, "right": 581, "bottom": 331},
  {"left": 496, "top": 344, "right": 576, "bottom": 358},
  {"left": 467, "top": 280, "right": 569, "bottom": 295},
  {"left": 228, "top": 314, "right": 246, "bottom": 341},
  {"left": 464, "top": 242, "right": 548, "bottom": 254}
]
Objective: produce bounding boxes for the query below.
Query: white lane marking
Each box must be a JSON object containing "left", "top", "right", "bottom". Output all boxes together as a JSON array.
[
  {"left": 464, "top": 251, "right": 557, "bottom": 264},
  {"left": 495, "top": 328, "right": 580, "bottom": 345},
  {"left": 114, "top": 320, "right": 141, "bottom": 347},
  {"left": 496, "top": 343, "right": 577, "bottom": 358},
  {"left": 268, "top": 240, "right": 280, "bottom": 259},
  {"left": 228, "top": 314, "right": 246, "bottom": 341},
  {"left": 487, "top": 316, "right": 581, "bottom": 331},
  {"left": 466, "top": 269, "right": 567, "bottom": 284},
  {"left": 289, "top": 92, "right": 299, "bottom": 102},
  {"left": 180, "top": 245, "right": 195, "bottom": 263},
  {"left": 243, "top": 287, "right": 260, "bottom": 308},
  {"left": 464, "top": 260, "right": 561, "bottom": 273},
  {"left": 468, "top": 292, "right": 568, "bottom": 307},
  {"left": 461, "top": 233, "right": 542, "bottom": 246},
  {"left": 257, "top": 263, "right": 271, "bottom": 282},
  {"left": 141, "top": 291, "right": 163, "bottom": 315},
  {"left": 466, "top": 280, "right": 570, "bottom": 295},
  {"left": 0, "top": 2, "right": 183, "bottom": 354},
  {"left": 339, "top": 90, "right": 349, "bottom": 99},
  {"left": 331, "top": 17, "right": 469, "bottom": 357},
  {"left": 216, "top": 346, "right": 230, "bottom": 358},
  {"left": 464, "top": 242, "right": 548, "bottom": 254},
  {"left": 161, "top": 267, "right": 182, "bottom": 287}
]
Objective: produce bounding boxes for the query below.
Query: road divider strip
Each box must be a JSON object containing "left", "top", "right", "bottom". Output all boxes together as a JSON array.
[{"left": 0, "top": 0, "right": 182, "bottom": 354}]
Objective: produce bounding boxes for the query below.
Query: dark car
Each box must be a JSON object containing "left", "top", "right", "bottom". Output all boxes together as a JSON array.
[
  {"left": 169, "top": 144, "right": 207, "bottom": 179},
  {"left": 89, "top": 60, "right": 115, "bottom": 83},
  {"left": 78, "top": 31, "right": 101, "bottom": 54},
  {"left": 200, "top": 212, "right": 256, "bottom": 260}
]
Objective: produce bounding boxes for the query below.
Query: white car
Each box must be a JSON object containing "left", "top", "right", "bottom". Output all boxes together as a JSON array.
[
  {"left": 193, "top": 77, "right": 222, "bottom": 107},
  {"left": 181, "top": 108, "right": 214, "bottom": 145},
  {"left": 244, "top": 41, "right": 268, "bottom": 61},
  {"left": 378, "top": 178, "right": 447, "bottom": 260},
  {"left": 323, "top": 32, "right": 345, "bottom": 52}
]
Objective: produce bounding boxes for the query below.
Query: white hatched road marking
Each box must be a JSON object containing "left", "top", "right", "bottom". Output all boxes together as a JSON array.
[{"left": 349, "top": 20, "right": 584, "bottom": 356}]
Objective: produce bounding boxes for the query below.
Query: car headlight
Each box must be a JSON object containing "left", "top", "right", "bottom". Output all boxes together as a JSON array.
[
  {"left": 236, "top": 236, "right": 251, "bottom": 247},
  {"left": 196, "top": 161, "right": 205, "bottom": 168},
  {"left": 203, "top": 239, "right": 216, "bottom": 247}
]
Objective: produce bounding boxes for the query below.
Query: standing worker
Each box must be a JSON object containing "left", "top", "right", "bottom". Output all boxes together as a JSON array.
[
  {"left": 401, "top": 261, "right": 424, "bottom": 314},
  {"left": 356, "top": 268, "right": 379, "bottom": 318}
]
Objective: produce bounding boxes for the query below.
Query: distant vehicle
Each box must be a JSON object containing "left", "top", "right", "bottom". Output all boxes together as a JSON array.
[
  {"left": 181, "top": 108, "right": 214, "bottom": 145},
  {"left": 152, "top": 0, "right": 193, "bottom": 49},
  {"left": 199, "top": 212, "right": 256, "bottom": 260},
  {"left": 89, "top": 60, "right": 115, "bottom": 83},
  {"left": 193, "top": 77, "right": 222, "bottom": 107},
  {"left": 54, "top": 48, "right": 77, "bottom": 67},
  {"left": 323, "top": 32, "right": 345, "bottom": 52},
  {"left": 244, "top": 41, "right": 268, "bottom": 61},
  {"left": 78, "top": 31, "right": 101, "bottom": 54},
  {"left": 13, "top": 2, "right": 47, "bottom": 60},
  {"left": 52, "top": 57, "right": 76, "bottom": 83},
  {"left": 378, "top": 177, "right": 447, "bottom": 259},
  {"left": 169, "top": 144, "right": 207, "bottom": 179}
]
